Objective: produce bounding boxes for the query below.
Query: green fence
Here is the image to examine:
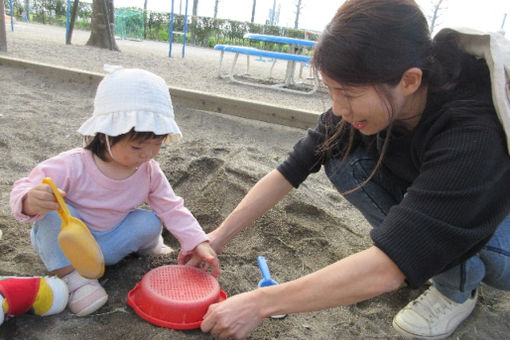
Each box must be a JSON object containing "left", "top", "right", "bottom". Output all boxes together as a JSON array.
[{"left": 115, "top": 7, "right": 144, "bottom": 40}]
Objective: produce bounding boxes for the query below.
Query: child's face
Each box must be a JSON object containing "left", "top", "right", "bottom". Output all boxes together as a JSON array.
[{"left": 109, "top": 137, "right": 164, "bottom": 169}]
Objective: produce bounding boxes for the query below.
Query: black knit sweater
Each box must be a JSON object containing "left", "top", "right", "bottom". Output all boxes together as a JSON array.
[{"left": 277, "top": 59, "right": 510, "bottom": 288}]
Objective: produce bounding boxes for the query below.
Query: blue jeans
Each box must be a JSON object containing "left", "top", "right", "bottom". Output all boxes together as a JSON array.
[
  {"left": 31, "top": 206, "right": 163, "bottom": 272},
  {"left": 324, "top": 147, "right": 510, "bottom": 303}
]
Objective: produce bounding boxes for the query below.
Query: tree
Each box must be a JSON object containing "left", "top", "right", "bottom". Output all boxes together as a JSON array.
[
  {"left": 213, "top": 0, "right": 219, "bottom": 19},
  {"left": 192, "top": 0, "right": 198, "bottom": 16},
  {"left": 54, "top": 0, "right": 66, "bottom": 17},
  {"left": 269, "top": 0, "right": 276, "bottom": 25},
  {"left": 143, "top": 0, "right": 148, "bottom": 39},
  {"left": 191, "top": 0, "right": 198, "bottom": 44},
  {"left": 251, "top": 0, "right": 256, "bottom": 23},
  {"left": 428, "top": 0, "right": 447, "bottom": 33},
  {"left": 87, "top": 0, "right": 118, "bottom": 50},
  {"left": 293, "top": 0, "right": 303, "bottom": 29},
  {"left": 0, "top": 2, "right": 7, "bottom": 52}
]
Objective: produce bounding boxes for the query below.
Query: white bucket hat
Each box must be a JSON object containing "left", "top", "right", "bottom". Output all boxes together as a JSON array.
[{"left": 78, "top": 66, "right": 182, "bottom": 142}]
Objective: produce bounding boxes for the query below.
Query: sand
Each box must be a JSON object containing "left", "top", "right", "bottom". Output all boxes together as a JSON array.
[{"left": 0, "top": 23, "right": 509, "bottom": 340}]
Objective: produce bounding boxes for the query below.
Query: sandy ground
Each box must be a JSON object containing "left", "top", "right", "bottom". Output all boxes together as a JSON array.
[{"left": 1, "top": 23, "right": 510, "bottom": 340}]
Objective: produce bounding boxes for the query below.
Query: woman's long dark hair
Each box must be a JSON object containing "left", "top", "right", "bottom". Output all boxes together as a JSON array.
[{"left": 312, "top": 0, "right": 465, "bottom": 194}]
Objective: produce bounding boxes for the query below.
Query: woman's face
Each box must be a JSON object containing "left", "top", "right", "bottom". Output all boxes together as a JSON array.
[{"left": 322, "top": 73, "right": 400, "bottom": 135}]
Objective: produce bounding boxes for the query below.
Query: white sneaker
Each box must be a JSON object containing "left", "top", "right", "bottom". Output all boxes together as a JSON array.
[
  {"left": 138, "top": 235, "right": 173, "bottom": 256},
  {"left": 392, "top": 286, "right": 478, "bottom": 339},
  {"left": 62, "top": 271, "right": 108, "bottom": 316}
]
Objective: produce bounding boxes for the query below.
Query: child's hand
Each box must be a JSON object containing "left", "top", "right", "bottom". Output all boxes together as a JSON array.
[
  {"left": 178, "top": 242, "right": 220, "bottom": 277},
  {"left": 22, "top": 184, "right": 65, "bottom": 216}
]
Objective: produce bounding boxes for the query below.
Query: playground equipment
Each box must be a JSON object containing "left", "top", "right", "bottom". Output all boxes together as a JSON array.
[
  {"left": 6, "top": 0, "right": 190, "bottom": 58},
  {"left": 62, "top": 0, "right": 190, "bottom": 58},
  {"left": 3, "top": 0, "right": 192, "bottom": 57},
  {"left": 168, "top": 0, "right": 189, "bottom": 58},
  {"left": 8, "top": 0, "right": 14, "bottom": 31},
  {"left": 4, "top": 0, "right": 29, "bottom": 32}
]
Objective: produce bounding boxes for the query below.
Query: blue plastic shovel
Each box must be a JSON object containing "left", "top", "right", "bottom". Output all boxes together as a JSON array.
[
  {"left": 257, "top": 256, "right": 286, "bottom": 318},
  {"left": 257, "top": 256, "right": 278, "bottom": 287}
]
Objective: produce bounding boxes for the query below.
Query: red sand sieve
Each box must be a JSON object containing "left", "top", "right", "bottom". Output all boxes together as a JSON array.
[{"left": 127, "top": 265, "right": 227, "bottom": 329}]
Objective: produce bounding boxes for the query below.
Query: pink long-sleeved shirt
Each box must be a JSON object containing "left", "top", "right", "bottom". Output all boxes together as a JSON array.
[{"left": 10, "top": 148, "right": 207, "bottom": 253}]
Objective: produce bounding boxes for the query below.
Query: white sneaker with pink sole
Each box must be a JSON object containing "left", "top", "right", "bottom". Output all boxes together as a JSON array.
[{"left": 62, "top": 271, "right": 108, "bottom": 316}]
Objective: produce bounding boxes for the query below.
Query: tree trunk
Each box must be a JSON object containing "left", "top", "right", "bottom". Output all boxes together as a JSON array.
[
  {"left": 86, "top": 0, "right": 119, "bottom": 51},
  {"left": 251, "top": 0, "right": 256, "bottom": 23},
  {"left": 191, "top": 0, "right": 199, "bottom": 45},
  {"left": 143, "top": 0, "right": 148, "bottom": 39},
  {"left": 294, "top": 0, "right": 302, "bottom": 29},
  {"left": 270, "top": 0, "right": 276, "bottom": 25},
  {"left": 192, "top": 0, "right": 198, "bottom": 16},
  {"left": 66, "top": 0, "right": 80, "bottom": 45},
  {"left": 0, "top": 3, "right": 7, "bottom": 52},
  {"left": 213, "top": 0, "right": 219, "bottom": 19}
]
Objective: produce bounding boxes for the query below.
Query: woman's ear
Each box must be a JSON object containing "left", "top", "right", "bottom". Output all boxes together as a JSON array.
[{"left": 399, "top": 67, "right": 423, "bottom": 96}]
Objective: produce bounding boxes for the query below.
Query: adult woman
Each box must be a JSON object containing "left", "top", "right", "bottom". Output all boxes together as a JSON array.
[{"left": 197, "top": 0, "right": 510, "bottom": 338}]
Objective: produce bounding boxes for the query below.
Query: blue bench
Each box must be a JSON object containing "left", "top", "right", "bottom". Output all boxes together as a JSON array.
[
  {"left": 215, "top": 44, "right": 311, "bottom": 63},
  {"left": 214, "top": 44, "right": 317, "bottom": 95},
  {"left": 243, "top": 33, "right": 317, "bottom": 48}
]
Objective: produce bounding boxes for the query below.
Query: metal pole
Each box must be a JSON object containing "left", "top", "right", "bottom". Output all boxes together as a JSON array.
[
  {"left": 501, "top": 13, "right": 507, "bottom": 30},
  {"left": 9, "top": 0, "right": 14, "bottom": 31},
  {"left": 66, "top": 0, "right": 71, "bottom": 43},
  {"left": 182, "top": 0, "right": 188, "bottom": 58},
  {"left": 24, "top": 0, "right": 29, "bottom": 22},
  {"left": 168, "top": 0, "right": 175, "bottom": 57}
]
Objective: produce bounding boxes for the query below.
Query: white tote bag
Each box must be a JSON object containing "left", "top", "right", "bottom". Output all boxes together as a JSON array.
[{"left": 439, "top": 27, "right": 510, "bottom": 155}]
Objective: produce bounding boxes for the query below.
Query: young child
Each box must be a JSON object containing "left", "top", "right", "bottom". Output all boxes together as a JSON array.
[{"left": 9, "top": 67, "right": 220, "bottom": 317}]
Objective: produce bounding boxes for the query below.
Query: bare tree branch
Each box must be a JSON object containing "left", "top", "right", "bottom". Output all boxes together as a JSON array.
[
  {"left": 294, "top": 0, "right": 303, "bottom": 29},
  {"left": 428, "top": 0, "right": 448, "bottom": 33}
]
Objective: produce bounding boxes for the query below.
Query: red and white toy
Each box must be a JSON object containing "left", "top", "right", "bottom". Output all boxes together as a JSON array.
[{"left": 0, "top": 276, "right": 68, "bottom": 325}]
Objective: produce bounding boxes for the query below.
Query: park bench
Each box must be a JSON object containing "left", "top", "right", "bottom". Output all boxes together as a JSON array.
[{"left": 214, "top": 44, "right": 318, "bottom": 95}]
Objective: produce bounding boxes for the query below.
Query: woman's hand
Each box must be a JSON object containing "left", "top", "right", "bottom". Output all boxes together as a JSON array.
[
  {"left": 201, "top": 290, "right": 264, "bottom": 340},
  {"left": 201, "top": 246, "right": 405, "bottom": 338},
  {"left": 178, "top": 241, "right": 220, "bottom": 277},
  {"left": 22, "top": 183, "right": 64, "bottom": 216}
]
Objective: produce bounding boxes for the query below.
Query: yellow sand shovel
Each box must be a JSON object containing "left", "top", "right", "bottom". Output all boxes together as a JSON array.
[{"left": 42, "top": 177, "right": 105, "bottom": 279}]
